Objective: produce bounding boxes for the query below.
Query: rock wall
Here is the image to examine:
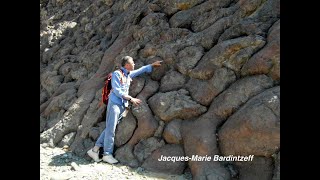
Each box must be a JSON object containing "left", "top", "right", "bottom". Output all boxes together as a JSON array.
[{"left": 40, "top": 0, "right": 280, "bottom": 179}]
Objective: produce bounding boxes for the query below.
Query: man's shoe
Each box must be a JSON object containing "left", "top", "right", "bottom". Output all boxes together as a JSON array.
[
  {"left": 102, "top": 154, "right": 118, "bottom": 164},
  {"left": 87, "top": 149, "right": 102, "bottom": 162}
]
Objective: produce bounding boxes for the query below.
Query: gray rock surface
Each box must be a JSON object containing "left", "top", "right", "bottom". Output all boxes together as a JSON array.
[
  {"left": 272, "top": 152, "right": 280, "bottom": 180},
  {"left": 219, "top": 86, "right": 280, "bottom": 157},
  {"left": 133, "top": 137, "right": 165, "bottom": 162},
  {"left": 142, "top": 144, "right": 187, "bottom": 175},
  {"left": 115, "top": 111, "right": 137, "bottom": 147},
  {"left": 163, "top": 119, "right": 183, "bottom": 144},
  {"left": 148, "top": 89, "right": 207, "bottom": 122},
  {"left": 235, "top": 156, "right": 274, "bottom": 180},
  {"left": 41, "top": 0, "right": 280, "bottom": 178}
]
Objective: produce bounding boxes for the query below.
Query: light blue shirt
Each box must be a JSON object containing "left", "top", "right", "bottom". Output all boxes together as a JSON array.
[{"left": 109, "top": 65, "right": 153, "bottom": 106}]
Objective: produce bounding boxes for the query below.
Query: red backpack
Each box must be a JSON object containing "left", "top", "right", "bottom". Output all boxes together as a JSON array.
[{"left": 99, "top": 69, "right": 124, "bottom": 107}]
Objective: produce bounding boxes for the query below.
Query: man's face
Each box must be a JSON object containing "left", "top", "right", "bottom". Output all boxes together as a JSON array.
[{"left": 125, "top": 58, "right": 135, "bottom": 71}]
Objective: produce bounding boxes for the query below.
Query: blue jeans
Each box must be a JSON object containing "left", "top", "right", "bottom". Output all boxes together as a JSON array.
[{"left": 95, "top": 100, "right": 125, "bottom": 155}]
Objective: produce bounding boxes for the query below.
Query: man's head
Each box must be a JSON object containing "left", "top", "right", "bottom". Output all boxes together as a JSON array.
[{"left": 121, "top": 56, "right": 135, "bottom": 71}]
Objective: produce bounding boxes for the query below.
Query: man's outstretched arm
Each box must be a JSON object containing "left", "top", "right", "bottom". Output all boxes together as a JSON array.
[{"left": 129, "top": 61, "right": 162, "bottom": 78}]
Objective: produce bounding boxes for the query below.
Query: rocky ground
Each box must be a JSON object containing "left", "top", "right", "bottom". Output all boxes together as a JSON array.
[{"left": 40, "top": 144, "right": 192, "bottom": 180}]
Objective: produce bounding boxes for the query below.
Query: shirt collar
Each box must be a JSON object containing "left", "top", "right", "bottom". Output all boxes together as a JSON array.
[{"left": 120, "top": 67, "right": 130, "bottom": 76}]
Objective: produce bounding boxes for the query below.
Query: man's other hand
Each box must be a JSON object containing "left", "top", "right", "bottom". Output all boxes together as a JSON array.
[{"left": 130, "top": 98, "right": 142, "bottom": 106}]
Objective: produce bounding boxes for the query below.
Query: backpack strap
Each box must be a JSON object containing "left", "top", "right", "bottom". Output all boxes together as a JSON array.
[{"left": 115, "top": 69, "right": 125, "bottom": 84}]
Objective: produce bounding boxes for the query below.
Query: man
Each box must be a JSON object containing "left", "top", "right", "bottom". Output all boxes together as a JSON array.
[{"left": 87, "top": 56, "right": 162, "bottom": 164}]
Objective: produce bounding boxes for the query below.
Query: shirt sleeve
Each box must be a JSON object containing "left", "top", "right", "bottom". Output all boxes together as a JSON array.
[
  {"left": 111, "top": 71, "right": 126, "bottom": 98},
  {"left": 129, "top": 65, "right": 153, "bottom": 78}
]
